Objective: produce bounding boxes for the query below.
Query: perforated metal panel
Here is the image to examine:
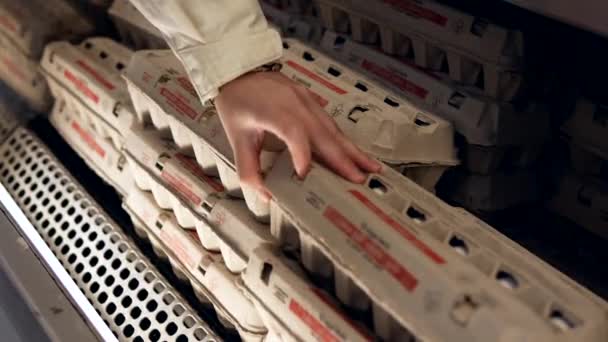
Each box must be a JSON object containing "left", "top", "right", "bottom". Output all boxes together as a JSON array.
[{"left": 0, "top": 127, "right": 221, "bottom": 342}]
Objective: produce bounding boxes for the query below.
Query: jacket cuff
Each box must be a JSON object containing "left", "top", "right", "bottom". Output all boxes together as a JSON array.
[{"left": 176, "top": 28, "right": 283, "bottom": 103}]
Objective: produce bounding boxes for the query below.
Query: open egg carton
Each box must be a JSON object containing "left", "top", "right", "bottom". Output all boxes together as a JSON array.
[
  {"left": 108, "top": 0, "right": 167, "bottom": 50},
  {"left": 261, "top": 1, "right": 324, "bottom": 44},
  {"left": 0, "top": 32, "right": 51, "bottom": 112},
  {"left": 122, "top": 122, "right": 277, "bottom": 274},
  {"left": 280, "top": 38, "right": 459, "bottom": 189},
  {"left": 40, "top": 37, "right": 136, "bottom": 150},
  {"left": 0, "top": 82, "right": 36, "bottom": 143},
  {"left": 313, "top": 0, "right": 524, "bottom": 101},
  {"left": 241, "top": 246, "right": 384, "bottom": 341},
  {"left": 321, "top": 31, "right": 549, "bottom": 175},
  {"left": 123, "top": 187, "right": 269, "bottom": 341},
  {"left": 263, "top": 151, "right": 608, "bottom": 341},
  {"left": 548, "top": 173, "right": 608, "bottom": 241},
  {"left": 48, "top": 99, "right": 134, "bottom": 197}
]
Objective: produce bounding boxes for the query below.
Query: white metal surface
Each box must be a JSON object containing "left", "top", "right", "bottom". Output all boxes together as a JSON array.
[
  {"left": 0, "top": 127, "right": 220, "bottom": 342},
  {"left": 0, "top": 200, "right": 99, "bottom": 341}
]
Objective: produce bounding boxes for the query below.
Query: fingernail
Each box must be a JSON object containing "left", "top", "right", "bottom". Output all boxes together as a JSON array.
[
  {"left": 354, "top": 172, "right": 366, "bottom": 184},
  {"left": 297, "top": 165, "right": 310, "bottom": 180}
]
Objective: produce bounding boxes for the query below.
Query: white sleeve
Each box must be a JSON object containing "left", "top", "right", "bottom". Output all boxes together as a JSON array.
[{"left": 129, "top": 0, "right": 282, "bottom": 103}]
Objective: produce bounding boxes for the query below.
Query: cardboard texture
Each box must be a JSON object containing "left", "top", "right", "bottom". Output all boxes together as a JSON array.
[
  {"left": 123, "top": 123, "right": 276, "bottom": 273},
  {"left": 261, "top": 2, "right": 324, "bottom": 44},
  {"left": 562, "top": 98, "right": 608, "bottom": 158},
  {"left": 281, "top": 38, "right": 459, "bottom": 171},
  {"left": 49, "top": 100, "right": 134, "bottom": 196},
  {"left": 549, "top": 173, "right": 608, "bottom": 241},
  {"left": 41, "top": 37, "right": 135, "bottom": 150},
  {"left": 124, "top": 49, "right": 278, "bottom": 220},
  {"left": 0, "top": 82, "right": 34, "bottom": 143},
  {"left": 320, "top": 31, "right": 548, "bottom": 148},
  {"left": 241, "top": 247, "right": 379, "bottom": 342},
  {"left": 123, "top": 188, "right": 267, "bottom": 341},
  {"left": 444, "top": 168, "right": 542, "bottom": 212},
  {"left": 264, "top": 151, "right": 608, "bottom": 341},
  {"left": 0, "top": 0, "right": 93, "bottom": 59},
  {"left": 0, "top": 33, "right": 51, "bottom": 112},
  {"left": 314, "top": 0, "right": 524, "bottom": 100},
  {"left": 108, "top": 0, "right": 167, "bottom": 50}
]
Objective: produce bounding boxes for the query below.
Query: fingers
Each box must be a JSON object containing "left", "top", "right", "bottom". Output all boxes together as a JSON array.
[
  {"left": 272, "top": 125, "right": 312, "bottom": 178},
  {"left": 233, "top": 136, "right": 271, "bottom": 202},
  {"left": 336, "top": 134, "right": 382, "bottom": 173},
  {"left": 312, "top": 133, "right": 367, "bottom": 183},
  {"left": 300, "top": 89, "right": 382, "bottom": 174}
]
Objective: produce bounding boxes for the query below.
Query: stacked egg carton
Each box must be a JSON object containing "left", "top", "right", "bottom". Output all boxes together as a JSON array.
[
  {"left": 40, "top": 38, "right": 135, "bottom": 150},
  {"left": 123, "top": 43, "right": 608, "bottom": 340},
  {"left": 0, "top": 0, "right": 94, "bottom": 111},
  {"left": 120, "top": 119, "right": 392, "bottom": 341},
  {"left": 550, "top": 98, "right": 608, "bottom": 239},
  {"left": 125, "top": 41, "right": 460, "bottom": 198},
  {"left": 39, "top": 37, "right": 275, "bottom": 341},
  {"left": 319, "top": 30, "right": 549, "bottom": 212},
  {"left": 313, "top": 0, "right": 523, "bottom": 101},
  {"left": 261, "top": 152, "right": 608, "bottom": 341},
  {"left": 40, "top": 37, "right": 139, "bottom": 196},
  {"left": 122, "top": 187, "right": 269, "bottom": 341},
  {"left": 108, "top": 0, "right": 167, "bottom": 50},
  {"left": 260, "top": 0, "right": 324, "bottom": 44},
  {"left": 48, "top": 96, "right": 134, "bottom": 196}
]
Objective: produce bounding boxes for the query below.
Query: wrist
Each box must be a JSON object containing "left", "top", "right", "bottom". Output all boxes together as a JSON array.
[{"left": 210, "top": 61, "right": 282, "bottom": 106}]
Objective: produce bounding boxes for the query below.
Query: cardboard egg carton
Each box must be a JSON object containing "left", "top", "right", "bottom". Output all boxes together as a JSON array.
[
  {"left": 0, "top": 0, "right": 93, "bottom": 59},
  {"left": 281, "top": 38, "right": 459, "bottom": 173},
  {"left": 241, "top": 247, "right": 382, "bottom": 341},
  {"left": 261, "top": 2, "right": 324, "bottom": 44},
  {"left": 122, "top": 188, "right": 268, "bottom": 341},
  {"left": 48, "top": 100, "right": 134, "bottom": 196},
  {"left": 562, "top": 98, "right": 608, "bottom": 159},
  {"left": 123, "top": 123, "right": 277, "bottom": 273},
  {"left": 0, "top": 82, "right": 35, "bottom": 143},
  {"left": 264, "top": 152, "right": 608, "bottom": 341},
  {"left": 108, "top": 0, "right": 167, "bottom": 50},
  {"left": 0, "top": 33, "right": 51, "bottom": 112},
  {"left": 443, "top": 167, "right": 542, "bottom": 212},
  {"left": 321, "top": 31, "right": 548, "bottom": 171},
  {"left": 124, "top": 49, "right": 279, "bottom": 220},
  {"left": 41, "top": 37, "right": 136, "bottom": 150},
  {"left": 314, "top": 0, "right": 524, "bottom": 101},
  {"left": 549, "top": 173, "right": 608, "bottom": 241}
]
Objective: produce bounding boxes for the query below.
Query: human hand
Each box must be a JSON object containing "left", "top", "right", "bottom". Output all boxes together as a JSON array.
[{"left": 214, "top": 71, "right": 382, "bottom": 201}]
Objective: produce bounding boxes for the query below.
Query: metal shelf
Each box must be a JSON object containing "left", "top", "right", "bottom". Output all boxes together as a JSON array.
[
  {"left": 505, "top": 0, "right": 608, "bottom": 38},
  {"left": 0, "top": 127, "right": 221, "bottom": 341}
]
